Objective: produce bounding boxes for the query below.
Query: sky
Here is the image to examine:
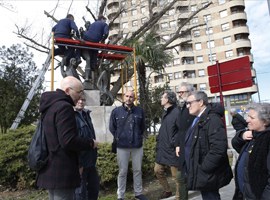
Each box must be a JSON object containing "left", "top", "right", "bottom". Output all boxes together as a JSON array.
[{"left": 0, "top": 0, "right": 269, "bottom": 102}]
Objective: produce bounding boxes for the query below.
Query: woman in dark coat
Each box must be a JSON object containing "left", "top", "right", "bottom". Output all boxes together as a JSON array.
[{"left": 232, "top": 103, "right": 270, "bottom": 200}]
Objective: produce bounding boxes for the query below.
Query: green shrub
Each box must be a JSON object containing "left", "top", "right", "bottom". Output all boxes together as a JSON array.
[{"left": 0, "top": 126, "right": 157, "bottom": 190}]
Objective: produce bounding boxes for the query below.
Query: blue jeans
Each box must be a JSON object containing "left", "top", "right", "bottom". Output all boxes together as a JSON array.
[{"left": 201, "top": 190, "right": 220, "bottom": 200}]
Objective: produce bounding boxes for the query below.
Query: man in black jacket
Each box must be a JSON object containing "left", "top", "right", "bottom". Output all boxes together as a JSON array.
[
  {"left": 154, "top": 91, "right": 180, "bottom": 199},
  {"left": 74, "top": 94, "right": 99, "bottom": 200},
  {"left": 184, "top": 91, "right": 233, "bottom": 200},
  {"left": 175, "top": 82, "right": 195, "bottom": 200}
]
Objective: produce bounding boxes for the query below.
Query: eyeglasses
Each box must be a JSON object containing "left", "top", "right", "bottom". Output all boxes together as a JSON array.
[
  {"left": 186, "top": 100, "right": 200, "bottom": 106},
  {"left": 69, "top": 87, "right": 84, "bottom": 95},
  {"left": 177, "top": 91, "right": 188, "bottom": 94}
]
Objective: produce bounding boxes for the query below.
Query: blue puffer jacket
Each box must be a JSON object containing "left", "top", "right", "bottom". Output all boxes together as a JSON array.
[
  {"left": 75, "top": 109, "right": 97, "bottom": 168},
  {"left": 109, "top": 104, "right": 145, "bottom": 148},
  {"left": 83, "top": 20, "right": 109, "bottom": 42},
  {"left": 52, "top": 18, "right": 79, "bottom": 39}
]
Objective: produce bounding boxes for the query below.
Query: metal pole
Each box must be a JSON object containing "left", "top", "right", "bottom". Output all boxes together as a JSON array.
[
  {"left": 51, "top": 32, "right": 54, "bottom": 91},
  {"left": 133, "top": 47, "right": 138, "bottom": 105}
]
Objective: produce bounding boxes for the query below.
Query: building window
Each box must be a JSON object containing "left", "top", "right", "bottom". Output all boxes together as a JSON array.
[
  {"left": 170, "top": 21, "right": 176, "bottom": 28},
  {"left": 205, "top": 27, "right": 213, "bottom": 35},
  {"left": 161, "top": 22, "right": 169, "bottom": 30},
  {"left": 122, "top": 11, "right": 127, "bottom": 17},
  {"left": 168, "top": 73, "right": 173, "bottom": 80},
  {"left": 221, "top": 23, "right": 230, "bottom": 31},
  {"left": 174, "top": 72, "right": 181, "bottom": 79},
  {"left": 141, "top": 7, "right": 146, "bottom": 14},
  {"left": 197, "top": 56, "right": 203, "bottom": 63},
  {"left": 122, "top": 22, "right": 128, "bottom": 28},
  {"left": 131, "top": 9, "right": 137, "bottom": 16},
  {"left": 220, "top": 10, "right": 228, "bottom": 18},
  {"left": 132, "top": 20, "right": 138, "bottom": 27},
  {"left": 193, "top": 30, "right": 200, "bottom": 37},
  {"left": 218, "top": 0, "right": 226, "bottom": 4},
  {"left": 142, "top": 17, "right": 147, "bottom": 24},
  {"left": 168, "top": 9, "right": 175, "bottom": 15},
  {"left": 207, "top": 40, "right": 215, "bottom": 48},
  {"left": 225, "top": 50, "right": 233, "bottom": 58},
  {"left": 203, "top": 14, "right": 211, "bottom": 22},
  {"left": 191, "top": 17, "right": 198, "bottom": 24},
  {"left": 208, "top": 53, "right": 217, "bottom": 62},
  {"left": 198, "top": 69, "right": 205, "bottom": 77},
  {"left": 195, "top": 43, "right": 202, "bottom": 50},
  {"left": 199, "top": 83, "right": 207, "bottom": 91},
  {"left": 173, "top": 58, "right": 180, "bottom": 65},
  {"left": 191, "top": 5, "right": 197, "bottom": 12},
  {"left": 223, "top": 36, "right": 231, "bottom": 45}
]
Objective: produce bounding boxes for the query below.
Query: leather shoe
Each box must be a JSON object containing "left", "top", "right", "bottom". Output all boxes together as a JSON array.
[{"left": 135, "top": 194, "right": 148, "bottom": 200}]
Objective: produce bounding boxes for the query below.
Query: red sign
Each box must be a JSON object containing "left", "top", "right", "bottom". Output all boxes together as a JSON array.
[{"left": 207, "top": 56, "right": 252, "bottom": 93}]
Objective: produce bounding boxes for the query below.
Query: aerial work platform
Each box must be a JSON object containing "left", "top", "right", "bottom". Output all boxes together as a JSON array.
[{"left": 54, "top": 38, "right": 133, "bottom": 60}]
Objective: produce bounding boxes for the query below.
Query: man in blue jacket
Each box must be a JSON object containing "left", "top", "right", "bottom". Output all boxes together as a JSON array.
[
  {"left": 74, "top": 94, "right": 99, "bottom": 200},
  {"left": 109, "top": 90, "right": 148, "bottom": 200},
  {"left": 52, "top": 14, "right": 81, "bottom": 66},
  {"left": 81, "top": 15, "right": 109, "bottom": 86}
]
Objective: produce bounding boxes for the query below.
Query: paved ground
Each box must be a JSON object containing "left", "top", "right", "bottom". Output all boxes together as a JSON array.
[{"left": 164, "top": 126, "right": 237, "bottom": 200}]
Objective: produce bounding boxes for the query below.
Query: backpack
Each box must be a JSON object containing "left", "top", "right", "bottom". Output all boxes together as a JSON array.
[{"left": 27, "top": 115, "right": 48, "bottom": 171}]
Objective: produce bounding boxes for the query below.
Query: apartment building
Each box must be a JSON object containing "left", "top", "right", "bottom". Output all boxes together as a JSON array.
[{"left": 106, "top": 0, "right": 258, "bottom": 107}]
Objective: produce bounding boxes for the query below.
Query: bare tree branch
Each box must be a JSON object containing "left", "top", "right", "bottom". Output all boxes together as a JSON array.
[
  {"left": 85, "top": 6, "right": 97, "bottom": 21},
  {"left": 99, "top": 0, "right": 108, "bottom": 17},
  {"left": 44, "top": 10, "right": 58, "bottom": 23}
]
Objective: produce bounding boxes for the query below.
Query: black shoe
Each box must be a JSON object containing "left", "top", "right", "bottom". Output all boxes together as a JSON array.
[
  {"left": 160, "top": 191, "right": 172, "bottom": 199},
  {"left": 117, "top": 199, "right": 124, "bottom": 200},
  {"left": 135, "top": 194, "right": 148, "bottom": 200}
]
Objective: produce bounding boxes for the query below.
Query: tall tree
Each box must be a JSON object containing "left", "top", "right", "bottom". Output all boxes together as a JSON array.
[{"left": 0, "top": 44, "right": 43, "bottom": 133}]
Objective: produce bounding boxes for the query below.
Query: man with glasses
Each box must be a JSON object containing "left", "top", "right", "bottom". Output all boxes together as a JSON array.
[
  {"left": 37, "top": 76, "right": 96, "bottom": 200},
  {"left": 175, "top": 82, "right": 195, "bottom": 200},
  {"left": 74, "top": 94, "right": 99, "bottom": 200},
  {"left": 109, "top": 90, "right": 148, "bottom": 200},
  {"left": 184, "top": 91, "right": 233, "bottom": 200}
]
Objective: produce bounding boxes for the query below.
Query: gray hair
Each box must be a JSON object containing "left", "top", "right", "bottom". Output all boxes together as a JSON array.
[
  {"left": 230, "top": 108, "right": 237, "bottom": 114},
  {"left": 189, "top": 91, "right": 208, "bottom": 105},
  {"left": 248, "top": 103, "right": 270, "bottom": 127},
  {"left": 164, "top": 90, "right": 177, "bottom": 105},
  {"left": 180, "top": 82, "right": 194, "bottom": 94}
]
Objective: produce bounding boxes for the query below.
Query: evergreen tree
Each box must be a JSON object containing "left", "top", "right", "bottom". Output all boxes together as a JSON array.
[{"left": 0, "top": 44, "right": 43, "bottom": 133}]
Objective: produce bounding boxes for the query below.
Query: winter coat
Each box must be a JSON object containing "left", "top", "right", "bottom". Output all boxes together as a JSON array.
[
  {"left": 109, "top": 104, "right": 145, "bottom": 148},
  {"left": 52, "top": 18, "right": 79, "bottom": 39},
  {"left": 231, "top": 113, "right": 248, "bottom": 132},
  {"left": 83, "top": 20, "right": 109, "bottom": 42},
  {"left": 232, "top": 127, "right": 270, "bottom": 200},
  {"left": 155, "top": 105, "right": 181, "bottom": 167},
  {"left": 176, "top": 102, "right": 196, "bottom": 170},
  {"left": 186, "top": 103, "right": 233, "bottom": 191},
  {"left": 75, "top": 109, "right": 97, "bottom": 168},
  {"left": 37, "top": 89, "right": 93, "bottom": 189}
]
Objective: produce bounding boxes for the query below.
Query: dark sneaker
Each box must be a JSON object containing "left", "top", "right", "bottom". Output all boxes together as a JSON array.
[
  {"left": 117, "top": 199, "right": 124, "bottom": 200},
  {"left": 135, "top": 194, "right": 148, "bottom": 200},
  {"left": 160, "top": 191, "right": 172, "bottom": 199}
]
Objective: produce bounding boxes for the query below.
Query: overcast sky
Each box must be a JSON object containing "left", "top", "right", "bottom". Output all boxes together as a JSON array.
[{"left": 0, "top": 0, "right": 269, "bottom": 102}]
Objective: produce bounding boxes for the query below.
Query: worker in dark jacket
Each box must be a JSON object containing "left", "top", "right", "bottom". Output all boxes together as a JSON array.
[
  {"left": 37, "top": 76, "right": 96, "bottom": 200},
  {"left": 232, "top": 103, "right": 270, "bottom": 200},
  {"left": 109, "top": 90, "right": 148, "bottom": 200},
  {"left": 52, "top": 14, "right": 81, "bottom": 66},
  {"left": 230, "top": 108, "right": 247, "bottom": 132},
  {"left": 81, "top": 15, "right": 109, "bottom": 86},
  {"left": 175, "top": 82, "right": 196, "bottom": 200},
  {"left": 184, "top": 91, "right": 233, "bottom": 200},
  {"left": 74, "top": 94, "right": 99, "bottom": 200},
  {"left": 154, "top": 91, "right": 180, "bottom": 199}
]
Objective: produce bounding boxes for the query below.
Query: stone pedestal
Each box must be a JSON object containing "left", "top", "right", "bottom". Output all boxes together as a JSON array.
[
  {"left": 83, "top": 90, "right": 117, "bottom": 143},
  {"left": 85, "top": 105, "right": 115, "bottom": 143},
  {"left": 84, "top": 90, "right": 100, "bottom": 106}
]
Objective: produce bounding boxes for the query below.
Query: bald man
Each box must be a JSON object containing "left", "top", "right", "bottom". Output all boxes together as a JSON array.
[
  {"left": 109, "top": 90, "right": 148, "bottom": 200},
  {"left": 37, "top": 76, "right": 95, "bottom": 200}
]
